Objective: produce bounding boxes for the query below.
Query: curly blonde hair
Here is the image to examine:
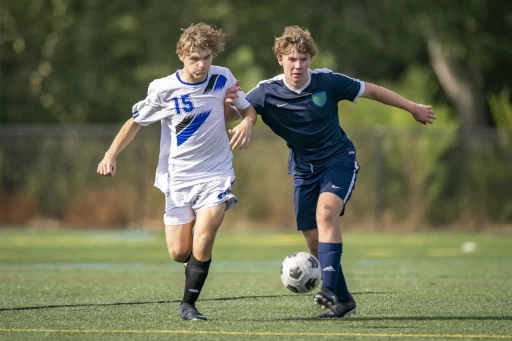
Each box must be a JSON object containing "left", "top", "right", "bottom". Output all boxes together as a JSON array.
[
  {"left": 176, "top": 23, "right": 227, "bottom": 57},
  {"left": 273, "top": 26, "right": 317, "bottom": 58}
]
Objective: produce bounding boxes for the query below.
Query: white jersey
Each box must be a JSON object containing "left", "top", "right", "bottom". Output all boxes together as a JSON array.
[{"left": 132, "top": 66, "right": 251, "bottom": 193}]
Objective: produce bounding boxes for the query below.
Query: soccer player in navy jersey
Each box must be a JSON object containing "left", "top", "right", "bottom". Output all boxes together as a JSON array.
[{"left": 225, "top": 26, "right": 436, "bottom": 318}]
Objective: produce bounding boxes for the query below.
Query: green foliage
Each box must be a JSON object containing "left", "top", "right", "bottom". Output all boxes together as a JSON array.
[
  {"left": 1, "top": 0, "right": 511, "bottom": 125},
  {"left": 225, "top": 45, "right": 265, "bottom": 91},
  {"left": 489, "top": 89, "right": 512, "bottom": 127},
  {"left": 1, "top": 1, "right": 511, "bottom": 229}
]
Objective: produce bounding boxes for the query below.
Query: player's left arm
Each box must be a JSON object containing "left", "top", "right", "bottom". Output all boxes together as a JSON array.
[
  {"left": 223, "top": 86, "right": 257, "bottom": 149},
  {"left": 224, "top": 103, "right": 243, "bottom": 123},
  {"left": 222, "top": 75, "right": 257, "bottom": 149},
  {"left": 361, "top": 83, "right": 437, "bottom": 125},
  {"left": 224, "top": 80, "right": 243, "bottom": 123},
  {"left": 228, "top": 105, "right": 257, "bottom": 150}
]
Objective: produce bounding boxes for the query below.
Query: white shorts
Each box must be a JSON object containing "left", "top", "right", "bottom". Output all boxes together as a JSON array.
[{"left": 163, "top": 176, "right": 237, "bottom": 226}]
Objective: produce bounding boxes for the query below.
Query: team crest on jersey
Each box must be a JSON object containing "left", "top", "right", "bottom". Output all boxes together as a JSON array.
[{"left": 312, "top": 91, "right": 327, "bottom": 107}]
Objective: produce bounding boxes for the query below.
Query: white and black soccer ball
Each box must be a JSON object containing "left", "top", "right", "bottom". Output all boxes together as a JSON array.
[{"left": 280, "top": 252, "right": 322, "bottom": 293}]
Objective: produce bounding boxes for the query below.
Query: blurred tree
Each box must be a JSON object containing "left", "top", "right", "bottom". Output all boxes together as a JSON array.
[
  {"left": 228, "top": 0, "right": 512, "bottom": 127},
  {"left": 1, "top": 0, "right": 511, "bottom": 228},
  {"left": 1, "top": 0, "right": 510, "bottom": 126}
]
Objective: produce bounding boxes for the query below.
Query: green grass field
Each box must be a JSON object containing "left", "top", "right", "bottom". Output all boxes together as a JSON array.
[{"left": 0, "top": 229, "right": 511, "bottom": 340}]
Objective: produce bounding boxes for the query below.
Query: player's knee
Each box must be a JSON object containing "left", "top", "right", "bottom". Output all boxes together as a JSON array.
[
  {"left": 316, "top": 205, "right": 341, "bottom": 227},
  {"left": 167, "top": 246, "right": 190, "bottom": 263}
]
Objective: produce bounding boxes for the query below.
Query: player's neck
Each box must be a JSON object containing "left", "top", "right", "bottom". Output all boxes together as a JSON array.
[
  {"left": 283, "top": 71, "right": 311, "bottom": 93},
  {"left": 178, "top": 68, "right": 208, "bottom": 84}
]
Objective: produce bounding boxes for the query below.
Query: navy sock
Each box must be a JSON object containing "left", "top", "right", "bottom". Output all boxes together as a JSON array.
[
  {"left": 318, "top": 242, "right": 342, "bottom": 296},
  {"left": 335, "top": 244, "right": 352, "bottom": 302}
]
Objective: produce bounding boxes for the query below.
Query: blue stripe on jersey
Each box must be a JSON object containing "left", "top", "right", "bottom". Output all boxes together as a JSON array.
[
  {"left": 132, "top": 113, "right": 139, "bottom": 119},
  {"left": 203, "top": 74, "right": 219, "bottom": 94},
  {"left": 176, "top": 110, "right": 211, "bottom": 146},
  {"left": 213, "top": 75, "right": 227, "bottom": 92}
]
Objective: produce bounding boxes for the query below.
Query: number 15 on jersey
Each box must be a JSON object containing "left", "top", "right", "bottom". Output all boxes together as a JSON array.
[{"left": 171, "top": 94, "right": 195, "bottom": 114}]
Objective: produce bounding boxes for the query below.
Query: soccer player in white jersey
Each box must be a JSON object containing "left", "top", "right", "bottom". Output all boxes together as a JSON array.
[
  {"left": 97, "top": 23, "right": 257, "bottom": 321},
  {"left": 226, "top": 26, "right": 436, "bottom": 318}
]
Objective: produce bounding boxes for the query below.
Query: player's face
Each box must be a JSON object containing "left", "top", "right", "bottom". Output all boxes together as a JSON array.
[
  {"left": 179, "top": 49, "right": 213, "bottom": 83},
  {"left": 278, "top": 49, "right": 311, "bottom": 89}
]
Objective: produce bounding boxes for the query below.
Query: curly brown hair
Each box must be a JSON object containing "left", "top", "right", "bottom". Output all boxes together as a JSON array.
[
  {"left": 273, "top": 26, "right": 317, "bottom": 58},
  {"left": 176, "top": 23, "right": 227, "bottom": 58}
]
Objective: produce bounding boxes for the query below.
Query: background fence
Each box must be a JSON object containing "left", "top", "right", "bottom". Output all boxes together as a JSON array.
[
  {"left": 1, "top": 125, "right": 510, "bottom": 230},
  {"left": 2, "top": 1, "right": 511, "bottom": 231}
]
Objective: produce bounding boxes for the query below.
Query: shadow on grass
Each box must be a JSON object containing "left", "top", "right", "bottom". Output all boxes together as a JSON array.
[
  {"left": 265, "top": 316, "right": 512, "bottom": 322},
  {"left": 0, "top": 291, "right": 389, "bottom": 312}
]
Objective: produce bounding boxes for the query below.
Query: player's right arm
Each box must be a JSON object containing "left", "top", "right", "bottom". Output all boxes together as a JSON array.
[
  {"left": 97, "top": 119, "right": 141, "bottom": 177},
  {"left": 98, "top": 80, "right": 168, "bottom": 177}
]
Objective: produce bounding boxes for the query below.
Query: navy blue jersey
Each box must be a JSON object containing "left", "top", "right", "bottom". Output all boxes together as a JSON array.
[{"left": 246, "top": 68, "right": 364, "bottom": 175}]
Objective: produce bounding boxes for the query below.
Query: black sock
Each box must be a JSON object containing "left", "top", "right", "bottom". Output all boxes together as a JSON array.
[
  {"left": 182, "top": 254, "right": 211, "bottom": 305},
  {"left": 183, "top": 253, "right": 191, "bottom": 264}
]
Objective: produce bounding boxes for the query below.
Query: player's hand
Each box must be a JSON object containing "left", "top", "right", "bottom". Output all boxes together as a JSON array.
[
  {"left": 228, "top": 117, "right": 252, "bottom": 150},
  {"left": 224, "top": 80, "right": 241, "bottom": 105},
  {"left": 97, "top": 154, "right": 117, "bottom": 177},
  {"left": 410, "top": 104, "right": 436, "bottom": 125}
]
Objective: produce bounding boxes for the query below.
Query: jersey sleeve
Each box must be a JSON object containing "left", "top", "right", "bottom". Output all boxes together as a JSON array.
[
  {"left": 245, "top": 85, "right": 265, "bottom": 115},
  {"left": 332, "top": 73, "right": 365, "bottom": 103},
  {"left": 224, "top": 69, "right": 251, "bottom": 111},
  {"left": 131, "top": 81, "right": 170, "bottom": 126}
]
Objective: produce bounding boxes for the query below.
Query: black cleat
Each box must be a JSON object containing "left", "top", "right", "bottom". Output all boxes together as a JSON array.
[
  {"left": 318, "top": 298, "right": 357, "bottom": 318},
  {"left": 179, "top": 302, "right": 207, "bottom": 321},
  {"left": 313, "top": 287, "right": 338, "bottom": 308}
]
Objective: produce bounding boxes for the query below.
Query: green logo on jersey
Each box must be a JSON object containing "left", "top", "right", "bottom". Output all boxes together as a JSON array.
[{"left": 312, "top": 91, "right": 327, "bottom": 107}]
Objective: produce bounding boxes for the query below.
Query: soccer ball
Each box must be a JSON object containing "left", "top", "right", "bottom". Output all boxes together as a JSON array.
[{"left": 280, "top": 252, "right": 322, "bottom": 293}]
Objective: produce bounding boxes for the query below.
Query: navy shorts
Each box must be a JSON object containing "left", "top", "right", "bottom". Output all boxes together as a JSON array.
[{"left": 293, "top": 159, "right": 360, "bottom": 231}]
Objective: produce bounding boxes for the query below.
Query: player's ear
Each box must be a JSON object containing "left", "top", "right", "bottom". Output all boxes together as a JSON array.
[
  {"left": 178, "top": 53, "right": 185, "bottom": 63},
  {"left": 277, "top": 55, "right": 283, "bottom": 66}
]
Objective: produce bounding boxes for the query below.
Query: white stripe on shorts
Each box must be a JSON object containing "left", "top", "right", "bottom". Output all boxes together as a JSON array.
[{"left": 343, "top": 161, "right": 360, "bottom": 203}]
